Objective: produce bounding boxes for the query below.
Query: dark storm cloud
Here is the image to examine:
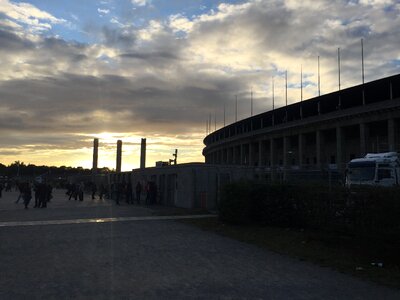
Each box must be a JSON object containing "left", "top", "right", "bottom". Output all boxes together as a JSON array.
[
  {"left": 34, "top": 37, "right": 89, "bottom": 67},
  {"left": 0, "top": 70, "right": 246, "bottom": 136},
  {"left": 38, "top": 37, "right": 87, "bottom": 58},
  {"left": 0, "top": 113, "right": 29, "bottom": 131},
  {"left": 0, "top": 133, "right": 87, "bottom": 149},
  {"left": 0, "top": 28, "right": 34, "bottom": 51}
]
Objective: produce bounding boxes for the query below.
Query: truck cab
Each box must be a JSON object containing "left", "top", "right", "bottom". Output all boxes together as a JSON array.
[{"left": 346, "top": 152, "right": 400, "bottom": 187}]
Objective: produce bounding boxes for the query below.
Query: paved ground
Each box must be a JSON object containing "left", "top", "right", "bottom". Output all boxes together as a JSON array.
[{"left": 0, "top": 189, "right": 399, "bottom": 299}]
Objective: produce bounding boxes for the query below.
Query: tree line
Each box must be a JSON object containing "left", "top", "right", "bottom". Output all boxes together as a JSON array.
[{"left": 0, "top": 161, "right": 112, "bottom": 179}]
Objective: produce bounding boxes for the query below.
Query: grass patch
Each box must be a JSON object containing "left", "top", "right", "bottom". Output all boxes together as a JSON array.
[{"left": 180, "top": 217, "right": 400, "bottom": 289}]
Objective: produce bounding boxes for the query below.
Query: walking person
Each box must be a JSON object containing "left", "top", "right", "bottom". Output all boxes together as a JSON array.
[
  {"left": 99, "top": 183, "right": 105, "bottom": 200},
  {"left": 15, "top": 182, "right": 23, "bottom": 203},
  {"left": 126, "top": 181, "right": 133, "bottom": 204},
  {"left": 145, "top": 182, "right": 151, "bottom": 205},
  {"left": 38, "top": 183, "right": 47, "bottom": 208},
  {"left": 78, "top": 182, "right": 84, "bottom": 201},
  {"left": 70, "top": 184, "right": 78, "bottom": 201},
  {"left": 33, "top": 182, "right": 40, "bottom": 208},
  {"left": 22, "top": 183, "right": 32, "bottom": 209},
  {"left": 5, "top": 182, "right": 11, "bottom": 192},
  {"left": 91, "top": 182, "right": 97, "bottom": 200},
  {"left": 47, "top": 184, "right": 53, "bottom": 203},
  {"left": 65, "top": 183, "right": 72, "bottom": 198}
]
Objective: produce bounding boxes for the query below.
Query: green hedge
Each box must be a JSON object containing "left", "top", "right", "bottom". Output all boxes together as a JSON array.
[{"left": 219, "top": 182, "right": 400, "bottom": 239}]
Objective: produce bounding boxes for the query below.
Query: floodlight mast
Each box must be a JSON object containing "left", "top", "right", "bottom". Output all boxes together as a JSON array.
[{"left": 170, "top": 149, "right": 177, "bottom": 165}]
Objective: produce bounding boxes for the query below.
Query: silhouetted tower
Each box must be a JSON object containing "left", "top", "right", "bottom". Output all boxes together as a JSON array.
[
  {"left": 92, "top": 138, "right": 99, "bottom": 173},
  {"left": 140, "top": 138, "right": 146, "bottom": 169},
  {"left": 116, "top": 140, "right": 122, "bottom": 173},
  {"left": 169, "top": 149, "right": 178, "bottom": 165}
]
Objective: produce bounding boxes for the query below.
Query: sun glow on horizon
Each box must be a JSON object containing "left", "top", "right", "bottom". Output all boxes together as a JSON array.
[
  {"left": 74, "top": 132, "right": 205, "bottom": 171},
  {"left": 0, "top": 131, "right": 205, "bottom": 171}
]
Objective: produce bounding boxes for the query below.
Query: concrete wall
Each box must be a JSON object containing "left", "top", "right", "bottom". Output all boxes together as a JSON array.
[{"left": 108, "top": 163, "right": 256, "bottom": 210}]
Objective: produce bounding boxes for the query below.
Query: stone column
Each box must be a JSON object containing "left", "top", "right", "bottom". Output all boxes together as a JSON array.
[
  {"left": 223, "top": 149, "right": 227, "bottom": 164},
  {"left": 140, "top": 138, "right": 146, "bottom": 169},
  {"left": 336, "top": 127, "right": 343, "bottom": 171},
  {"left": 283, "top": 136, "right": 289, "bottom": 180},
  {"left": 228, "top": 147, "right": 232, "bottom": 164},
  {"left": 116, "top": 140, "right": 122, "bottom": 173},
  {"left": 270, "top": 138, "right": 275, "bottom": 181},
  {"left": 360, "top": 122, "right": 367, "bottom": 156},
  {"left": 298, "top": 134, "right": 304, "bottom": 168},
  {"left": 388, "top": 118, "right": 396, "bottom": 152},
  {"left": 258, "top": 140, "right": 263, "bottom": 167},
  {"left": 234, "top": 146, "right": 238, "bottom": 164},
  {"left": 316, "top": 130, "right": 322, "bottom": 168},
  {"left": 283, "top": 137, "right": 289, "bottom": 168},
  {"left": 249, "top": 142, "right": 254, "bottom": 166},
  {"left": 92, "top": 138, "right": 99, "bottom": 173},
  {"left": 240, "top": 144, "right": 244, "bottom": 165}
]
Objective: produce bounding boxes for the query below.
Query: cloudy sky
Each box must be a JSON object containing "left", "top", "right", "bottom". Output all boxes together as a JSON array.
[{"left": 0, "top": 0, "right": 399, "bottom": 170}]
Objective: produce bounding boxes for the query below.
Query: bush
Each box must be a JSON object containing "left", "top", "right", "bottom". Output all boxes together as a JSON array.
[
  {"left": 218, "top": 181, "right": 400, "bottom": 240},
  {"left": 219, "top": 182, "right": 307, "bottom": 227},
  {"left": 218, "top": 181, "right": 254, "bottom": 224}
]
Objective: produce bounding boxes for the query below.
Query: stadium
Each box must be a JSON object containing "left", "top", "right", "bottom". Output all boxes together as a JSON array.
[{"left": 203, "top": 74, "right": 400, "bottom": 180}]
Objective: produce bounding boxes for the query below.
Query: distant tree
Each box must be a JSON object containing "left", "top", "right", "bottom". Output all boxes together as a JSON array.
[
  {"left": 0, "top": 163, "right": 6, "bottom": 175},
  {"left": 0, "top": 162, "right": 100, "bottom": 179}
]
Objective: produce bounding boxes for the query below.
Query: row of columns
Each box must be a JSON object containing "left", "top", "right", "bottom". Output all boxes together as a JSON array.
[
  {"left": 92, "top": 138, "right": 147, "bottom": 174},
  {"left": 206, "top": 118, "right": 398, "bottom": 173}
]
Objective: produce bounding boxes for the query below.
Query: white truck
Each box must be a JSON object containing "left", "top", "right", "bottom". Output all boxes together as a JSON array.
[{"left": 345, "top": 152, "right": 400, "bottom": 187}]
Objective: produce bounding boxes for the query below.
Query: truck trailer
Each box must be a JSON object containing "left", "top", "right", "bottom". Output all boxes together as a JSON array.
[{"left": 345, "top": 152, "right": 400, "bottom": 187}]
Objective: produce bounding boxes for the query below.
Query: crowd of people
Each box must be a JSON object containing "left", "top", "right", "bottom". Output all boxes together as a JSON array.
[
  {"left": 0, "top": 181, "right": 13, "bottom": 195},
  {"left": 64, "top": 180, "right": 159, "bottom": 206},
  {"left": 0, "top": 181, "right": 53, "bottom": 209},
  {"left": 0, "top": 179, "right": 160, "bottom": 208},
  {"left": 65, "top": 182, "right": 109, "bottom": 201},
  {"left": 109, "top": 181, "right": 158, "bottom": 205}
]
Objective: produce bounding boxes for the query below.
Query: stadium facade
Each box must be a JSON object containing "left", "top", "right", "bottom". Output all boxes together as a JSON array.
[{"left": 203, "top": 74, "right": 400, "bottom": 180}]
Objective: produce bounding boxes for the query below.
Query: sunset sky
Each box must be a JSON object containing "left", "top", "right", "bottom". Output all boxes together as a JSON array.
[{"left": 0, "top": 0, "right": 399, "bottom": 171}]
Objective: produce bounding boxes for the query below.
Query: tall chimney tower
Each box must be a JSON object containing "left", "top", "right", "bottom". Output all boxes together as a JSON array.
[
  {"left": 140, "top": 138, "right": 146, "bottom": 169},
  {"left": 116, "top": 140, "right": 122, "bottom": 172},
  {"left": 92, "top": 138, "right": 99, "bottom": 173}
]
